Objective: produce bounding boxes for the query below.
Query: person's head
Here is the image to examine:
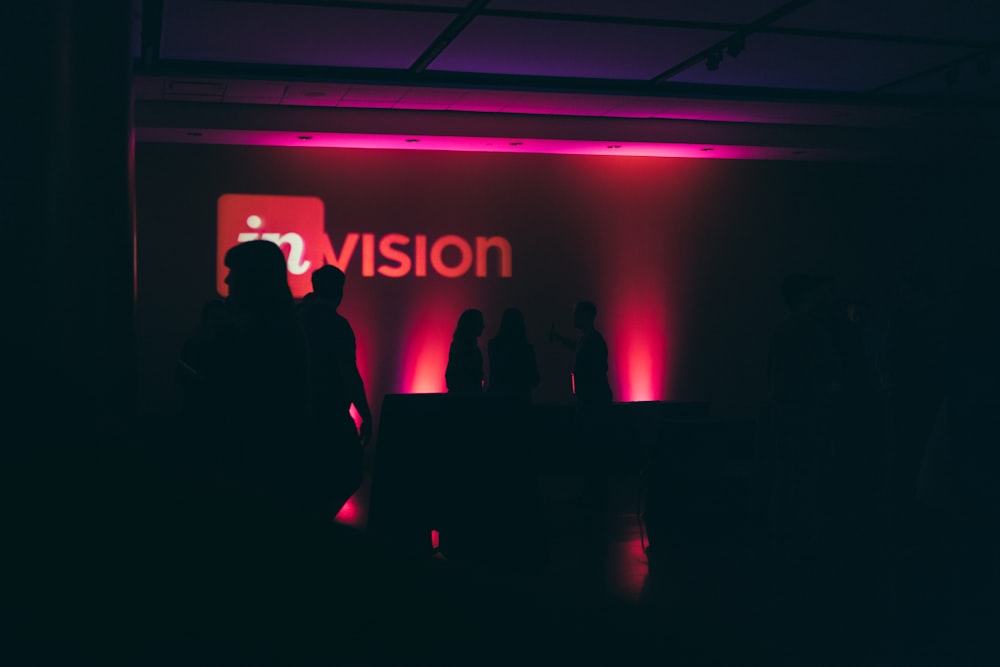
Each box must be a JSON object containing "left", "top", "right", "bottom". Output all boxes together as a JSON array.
[
  {"left": 573, "top": 301, "right": 597, "bottom": 331},
  {"left": 454, "top": 308, "right": 485, "bottom": 341},
  {"left": 224, "top": 240, "right": 292, "bottom": 311},
  {"left": 497, "top": 307, "right": 528, "bottom": 341},
  {"left": 311, "top": 265, "right": 346, "bottom": 307}
]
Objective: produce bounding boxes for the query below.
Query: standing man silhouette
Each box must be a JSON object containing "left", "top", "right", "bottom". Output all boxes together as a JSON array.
[
  {"left": 298, "top": 265, "right": 373, "bottom": 515},
  {"left": 551, "top": 300, "right": 614, "bottom": 513}
]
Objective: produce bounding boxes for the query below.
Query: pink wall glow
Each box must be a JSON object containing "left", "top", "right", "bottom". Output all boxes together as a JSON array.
[
  {"left": 399, "top": 304, "right": 453, "bottom": 394},
  {"left": 136, "top": 143, "right": 883, "bottom": 423}
]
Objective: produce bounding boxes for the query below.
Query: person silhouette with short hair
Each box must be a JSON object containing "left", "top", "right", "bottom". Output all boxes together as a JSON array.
[
  {"left": 298, "top": 264, "right": 373, "bottom": 514},
  {"left": 551, "top": 301, "right": 613, "bottom": 408},
  {"left": 551, "top": 300, "right": 614, "bottom": 513},
  {"left": 177, "top": 240, "right": 317, "bottom": 519},
  {"left": 487, "top": 307, "right": 540, "bottom": 401},
  {"left": 445, "top": 308, "right": 485, "bottom": 393}
]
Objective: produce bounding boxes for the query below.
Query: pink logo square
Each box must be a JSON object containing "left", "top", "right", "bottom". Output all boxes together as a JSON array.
[{"left": 217, "top": 194, "right": 326, "bottom": 298}]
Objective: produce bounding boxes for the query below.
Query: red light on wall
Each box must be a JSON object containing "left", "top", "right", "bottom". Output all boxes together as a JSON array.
[
  {"left": 334, "top": 496, "right": 362, "bottom": 526},
  {"left": 405, "top": 345, "right": 448, "bottom": 394},
  {"left": 606, "top": 292, "right": 669, "bottom": 403},
  {"left": 398, "top": 304, "right": 454, "bottom": 394},
  {"left": 623, "top": 335, "right": 657, "bottom": 402}
]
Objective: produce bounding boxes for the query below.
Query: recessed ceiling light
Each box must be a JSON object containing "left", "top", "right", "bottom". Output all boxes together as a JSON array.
[
  {"left": 607, "top": 145, "right": 621, "bottom": 149},
  {"left": 509, "top": 142, "right": 523, "bottom": 146},
  {"left": 298, "top": 135, "right": 312, "bottom": 140},
  {"left": 701, "top": 147, "right": 714, "bottom": 151},
  {"left": 405, "top": 138, "right": 420, "bottom": 143}
]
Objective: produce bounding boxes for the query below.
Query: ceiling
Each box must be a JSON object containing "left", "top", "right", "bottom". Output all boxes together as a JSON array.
[{"left": 133, "top": 0, "right": 1000, "bottom": 160}]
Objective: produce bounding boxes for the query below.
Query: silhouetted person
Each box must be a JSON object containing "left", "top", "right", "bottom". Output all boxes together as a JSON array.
[
  {"left": 445, "top": 308, "right": 485, "bottom": 393},
  {"left": 179, "top": 239, "right": 307, "bottom": 429},
  {"left": 298, "top": 265, "right": 373, "bottom": 514},
  {"left": 891, "top": 267, "right": 1000, "bottom": 666},
  {"left": 823, "top": 291, "right": 887, "bottom": 527},
  {"left": 176, "top": 298, "right": 231, "bottom": 422},
  {"left": 883, "top": 270, "right": 948, "bottom": 540},
  {"left": 487, "top": 307, "right": 540, "bottom": 401},
  {"left": 937, "top": 267, "right": 1000, "bottom": 665},
  {"left": 765, "top": 272, "right": 843, "bottom": 563},
  {"left": 767, "top": 274, "right": 839, "bottom": 414},
  {"left": 762, "top": 273, "right": 844, "bottom": 657},
  {"left": 551, "top": 300, "right": 613, "bottom": 513},
  {"left": 177, "top": 240, "right": 346, "bottom": 525}
]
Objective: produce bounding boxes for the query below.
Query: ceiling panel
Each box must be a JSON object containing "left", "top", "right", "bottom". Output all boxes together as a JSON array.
[
  {"left": 134, "top": 1, "right": 1000, "bottom": 160},
  {"left": 281, "top": 82, "right": 352, "bottom": 106},
  {"left": 669, "top": 33, "right": 976, "bottom": 91},
  {"left": 137, "top": 125, "right": 885, "bottom": 161},
  {"left": 486, "top": 0, "right": 784, "bottom": 24},
  {"left": 773, "top": 0, "right": 1000, "bottom": 42},
  {"left": 340, "top": 0, "right": 468, "bottom": 6},
  {"left": 883, "top": 59, "right": 1000, "bottom": 97},
  {"left": 223, "top": 80, "right": 287, "bottom": 103},
  {"left": 447, "top": 90, "right": 529, "bottom": 112},
  {"left": 500, "top": 92, "right": 625, "bottom": 116},
  {"left": 393, "top": 87, "right": 473, "bottom": 109},
  {"left": 429, "top": 16, "right": 729, "bottom": 79},
  {"left": 133, "top": 74, "right": 971, "bottom": 128},
  {"left": 159, "top": 0, "right": 455, "bottom": 68},
  {"left": 616, "top": 98, "right": 923, "bottom": 127},
  {"left": 133, "top": 74, "right": 167, "bottom": 100}
]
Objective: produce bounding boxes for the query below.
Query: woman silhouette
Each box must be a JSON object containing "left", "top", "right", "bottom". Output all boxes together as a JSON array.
[
  {"left": 487, "top": 307, "right": 540, "bottom": 401},
  {"left": 445, "top": 308, "right": 485, "bottom": 393}
]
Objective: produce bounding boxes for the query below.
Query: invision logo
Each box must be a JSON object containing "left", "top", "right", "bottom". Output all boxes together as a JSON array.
[{"left": 217, "top": 194, "right": 512, "bottom": 297}]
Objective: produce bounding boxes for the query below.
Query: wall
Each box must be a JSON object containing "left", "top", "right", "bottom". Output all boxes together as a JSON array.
[{"left": 136, "top": 143, "right": 934, "bottom": 427}]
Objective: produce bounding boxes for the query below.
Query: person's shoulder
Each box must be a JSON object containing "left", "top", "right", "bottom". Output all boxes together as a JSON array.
[{"left": 333, "top": 311, "right": 353, "bottom": 329}]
